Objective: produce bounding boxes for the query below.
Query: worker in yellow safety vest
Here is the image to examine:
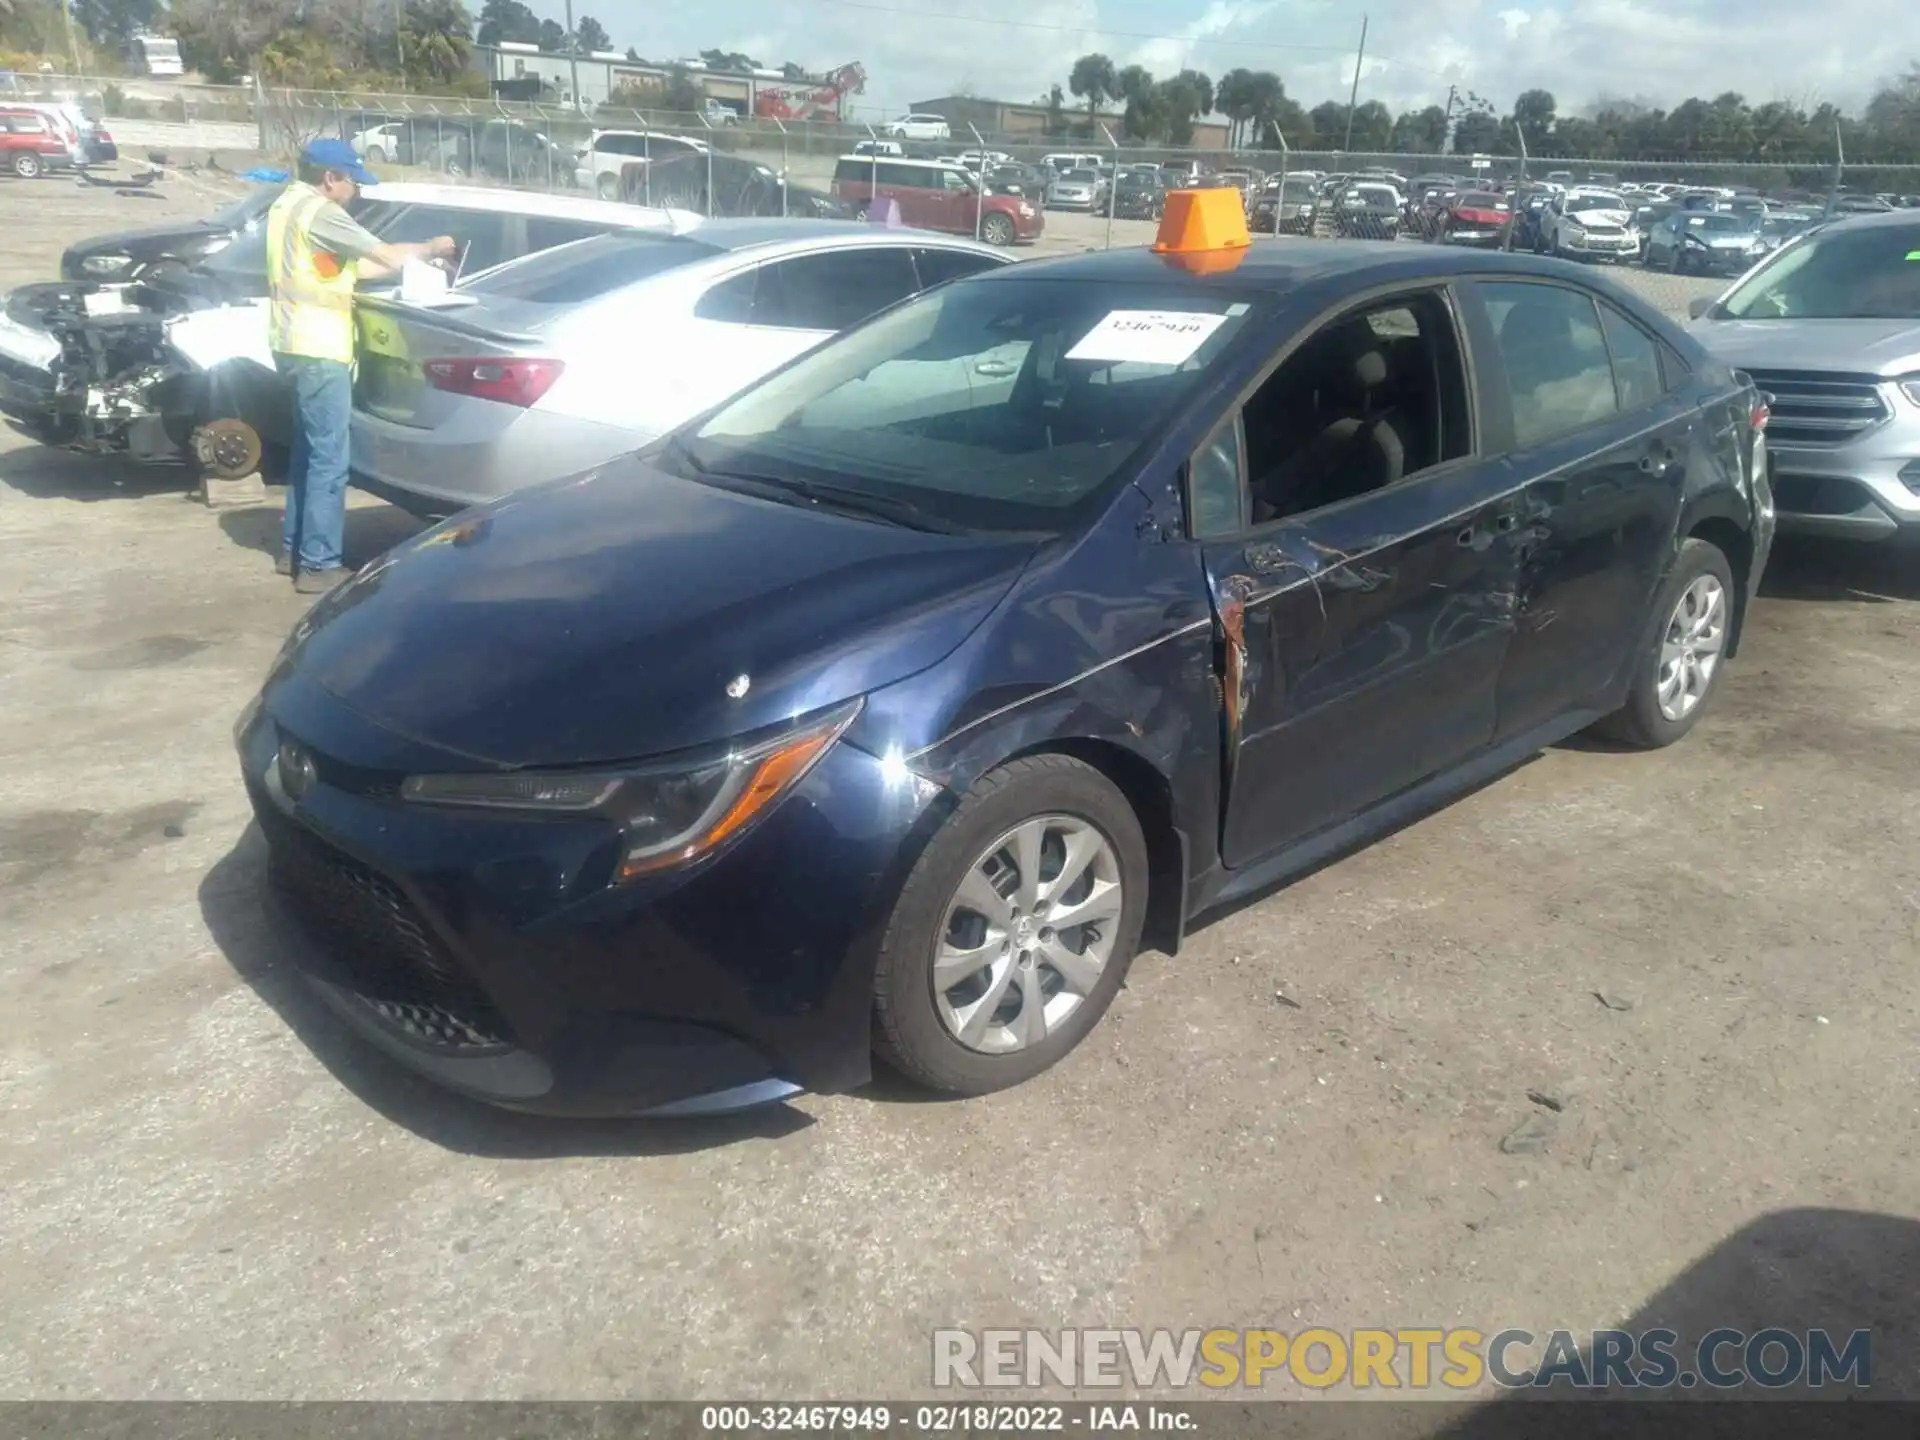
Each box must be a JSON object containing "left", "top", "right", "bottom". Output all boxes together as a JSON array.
[{"left": 268, "top": 137, "right": 455, "bottom": 594}]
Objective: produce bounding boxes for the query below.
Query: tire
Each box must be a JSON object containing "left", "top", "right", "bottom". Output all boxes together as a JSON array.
[
  {"left": 13, "top": 152, "right": 43, "bottom": 178},
  {"left": 1590, "top": 538, "right": 1736, "bottom": 749},
  {"left": 597, "top": 173, "right": 619, "bottom": 200},
  {"left": 871, "top": 754, "right": 1149, "bottom": 1096},
  {"left": 981, "top": 212, "right": 1015, "bottom": 247}
]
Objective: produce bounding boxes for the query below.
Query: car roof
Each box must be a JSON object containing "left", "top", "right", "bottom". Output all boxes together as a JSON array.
[
  {"left": 836, "top": 153, "right": 968, "bottom": 170},
  {"left": 973, "top": 240, "right": 1665, "bottom": 294},
  {"left": 363, "top": 182, "right": 692, "bottom": 227},
  {"left": 638, "top": 217, "right": 1008, "bottom": 256}
]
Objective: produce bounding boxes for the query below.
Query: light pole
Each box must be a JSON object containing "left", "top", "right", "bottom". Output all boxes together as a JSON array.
[
  {"left": 563, "top": 0, "right": 581, "bottom": 110},
  {"left": 1342, "top": 14, "right": 1368, "bottom": 153}
]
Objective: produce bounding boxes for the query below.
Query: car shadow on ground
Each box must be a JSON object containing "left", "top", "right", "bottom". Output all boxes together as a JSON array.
[
  {"left": 1759, "top": 535, "right": 1920, "bottom": 604},
  {"left": 0, "top": 426, "right": 192, "bottom": 500},
  {"left": 1424, "top": 1207, "right": 1916, "bottom": 1437},
  {"left": 196, "top": 824, "right": 816, "bottom": 1158},
  {"left": 217, "top": 498, "right": 426, "bottom": 570}
]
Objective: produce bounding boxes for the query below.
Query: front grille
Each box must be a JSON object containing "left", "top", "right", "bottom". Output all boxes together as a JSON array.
[
  {"left": 258, "top": 804, "right": 510, "bottom": 1050},
  {"left": 1744, "top": 370, "right": 1891, "bottom": 448}
]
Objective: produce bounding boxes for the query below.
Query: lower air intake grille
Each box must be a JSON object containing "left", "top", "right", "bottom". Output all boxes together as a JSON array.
[{"left": 260, "top": 806, "right": 509, "bottom": 1050}]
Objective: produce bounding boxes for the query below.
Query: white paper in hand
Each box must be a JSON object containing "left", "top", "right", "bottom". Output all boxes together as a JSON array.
[
  {"left": 1065, "top": 310, "right": 1228, "bottom": 367},
  {"left": 398, "top": 260, "right": 451, "bottom": 304}
]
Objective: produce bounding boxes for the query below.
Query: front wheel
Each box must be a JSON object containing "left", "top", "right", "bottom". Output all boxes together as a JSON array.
[
  {"left": 13, "top": 151, "right": 43, "bottom": 178},
  {"left": 980, "top": 212, "right": 1016, "bottom": 247},
  {"left": 1590, "top": 538, "right": 1735, "bottom": 748},
  {"left": 871, "top": 754, "right": 1148, "bottom": 1096}
]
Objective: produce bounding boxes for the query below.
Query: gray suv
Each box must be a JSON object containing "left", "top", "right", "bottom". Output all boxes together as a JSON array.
[{"left": 1687, "top": 210, "right": 1920, "bottom": 542}]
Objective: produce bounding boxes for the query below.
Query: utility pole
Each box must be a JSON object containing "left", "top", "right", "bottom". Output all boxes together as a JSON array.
[
  {"left": 61, "top": 0, "right": 83, "bottom": 79},
  {"left": 1342, "top": 14, "right": 1368, "bottom": 153},
  {"left": 563, "top": 0, "right": 582, "bottom": 110},
  {"left": 1442, "top": 83, "right": 1458, "bottom": 154}
]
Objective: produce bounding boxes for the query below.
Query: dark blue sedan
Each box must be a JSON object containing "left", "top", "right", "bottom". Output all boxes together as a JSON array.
[{"left": 237, "top": 237, "right": 1775, "bottom": 1116}]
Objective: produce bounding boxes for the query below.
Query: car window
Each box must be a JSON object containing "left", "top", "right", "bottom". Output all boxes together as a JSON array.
[
  {"left": 699, "top": 247, "right": 920, "bottom": 332},
  {"left": 466, "top": 233, "right": 716, "bottom": 302},
  {"left": 1714, "top": 221, "right": 1920, "bottom": 320},
  {"left": 381, "top": 205, "right": 514, "bottom": 275},
  {"left": 524, "top": 217, "right": 612, "bottom": 252},
  {"left": 1187, "top": 416, "right": 1247, "bottom": 539},
  {"left": 683, "top": 279, "right": 1263, "bottom": 534},
  {"left": 1229, "top": 291, "right": 1472, "bottom": 526},
  {"left": 913, "top": 248, "right": 1003, "bottom": 289},
  {"left": 1480, "top": 282, "right": 1620, "bottom": 449},
  {"left": 1597, "top": 303, "right": 1664, "bottom": 412}
]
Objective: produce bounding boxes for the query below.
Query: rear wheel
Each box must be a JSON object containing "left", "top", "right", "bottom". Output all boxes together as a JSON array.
[
  {"left": 981, "top": 212, "right": 1016, "bottom": 247},
  {"left": 13, "top": 151, "right": 43, "bottom": 178},
  {"left": 872, "top": 754, "right": 1148, "bottom": 1096},
  {"left": 1591, "top": 538, "right": 1735, "bottom": 748}
]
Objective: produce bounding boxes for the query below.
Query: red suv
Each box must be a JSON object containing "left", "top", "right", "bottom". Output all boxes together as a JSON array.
[
  {"left": 1, "top": 109, "right": 73, "bottom": 178},
  {"left": 831, "top": 156, "right": 1042, "bottom": 247}
]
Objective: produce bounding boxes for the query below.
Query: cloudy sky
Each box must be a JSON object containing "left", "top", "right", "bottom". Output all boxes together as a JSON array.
[{"left": 530, "top": 0, "right": 1909, "bottom": 120}]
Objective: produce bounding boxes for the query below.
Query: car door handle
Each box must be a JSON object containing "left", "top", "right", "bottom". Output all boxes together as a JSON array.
[{"left": 1456, "top": 513, "right": 1517, "bottom": 549}]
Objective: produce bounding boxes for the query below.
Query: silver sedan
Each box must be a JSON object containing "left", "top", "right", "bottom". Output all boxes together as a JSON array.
[{"left": 349, "top": 220, "right": 1012, "bottom": 518}]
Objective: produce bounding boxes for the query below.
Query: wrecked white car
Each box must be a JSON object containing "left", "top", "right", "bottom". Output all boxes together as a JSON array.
[{"left": 0, "top": 183, "right": 695, "bottom": 478}]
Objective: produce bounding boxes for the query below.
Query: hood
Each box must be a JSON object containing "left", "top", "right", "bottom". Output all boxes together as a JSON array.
[
  {"left": 1567, "top": 207, "right": 1630, "bottom": 227},
  {"left": 62, "top": 220, "right": 236, "bottom": 268},
  {"left": 1689, "top": 317, "right": 1920, "bottom": 377},
  {"left": 293, "top": 457, "right": 1037, "bottom": 767}
]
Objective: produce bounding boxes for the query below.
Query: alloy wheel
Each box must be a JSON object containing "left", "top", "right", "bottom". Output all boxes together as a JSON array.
[
  {"left": 15, "top": 153, "right": 42, "bottom": 178},
  {"left": 933, "top": 814, "right": 1123, "bottom": 1055},
  {"left": 1657, "top": 574, "right": 1726, "bottom": 721}
]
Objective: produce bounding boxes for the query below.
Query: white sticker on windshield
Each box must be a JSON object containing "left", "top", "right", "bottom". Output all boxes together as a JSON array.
[{"left": 1066, "top": 310, "right": 1229, "bottom": 367}]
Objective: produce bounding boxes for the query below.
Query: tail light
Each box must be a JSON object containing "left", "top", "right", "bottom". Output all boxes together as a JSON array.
[
  {"left": 422, "top": 357, "right": 564, "bottom": 408},
  {"left": 1750, "top": 396, "right": 1770, "bottom": 433}
]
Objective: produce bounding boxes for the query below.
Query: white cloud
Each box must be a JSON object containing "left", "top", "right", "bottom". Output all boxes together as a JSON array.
[{"left": 537, "top": 0, "right": 1901, "bottom": 121}]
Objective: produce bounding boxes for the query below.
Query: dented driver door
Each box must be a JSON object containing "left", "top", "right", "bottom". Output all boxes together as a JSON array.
[{"left": 1200, "top": 458, "right": 1527, "bottom": 870}]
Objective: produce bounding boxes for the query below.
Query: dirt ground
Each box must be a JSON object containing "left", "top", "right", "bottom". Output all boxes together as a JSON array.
[{"left": 2, "top": 174, "right": 1918, "bottom": 1407}]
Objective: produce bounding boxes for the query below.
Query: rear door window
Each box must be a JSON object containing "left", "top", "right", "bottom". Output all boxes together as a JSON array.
[
  {"left": 467, "top": 234, "right": 714, "bottom": 302},
  {"left": 737, "top": 248, "right": 921, "bottom": 331},
  {"left": 1478, "top": 281, "right": 1621, "bottom": 449},
  {"left": 913, "top": 247, "right": 1003, "bottom": 289},
  {"left": 1596, "top": 303, "right": 1664, "bottom": 413}
]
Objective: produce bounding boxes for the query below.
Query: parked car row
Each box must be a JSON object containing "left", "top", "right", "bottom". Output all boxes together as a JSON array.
[{"left": 10, "top": 172, "right": 1915, "bottom": 1125}]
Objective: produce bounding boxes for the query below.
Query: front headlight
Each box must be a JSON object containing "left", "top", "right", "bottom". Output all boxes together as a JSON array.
[
  {"left": 1898, "top": 376, "right": 1920, "bottom": 407},
  {"left": 400, "top": 698, "right": 861, "bottom": 881},
  {"left": 80, "top": 253, "right": 131, "bottom": 275}
]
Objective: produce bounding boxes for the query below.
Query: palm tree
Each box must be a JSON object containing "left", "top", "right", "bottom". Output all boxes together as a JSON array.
[
  {"left": 1215, "top": 67, "right": 1254, "bottom": 148},
  {"left": 1068, "top": 52, "right": 1117, "bottom": 133},
  {"left": 1245, "top": 71, "right": 1284, "bottom": 149}
]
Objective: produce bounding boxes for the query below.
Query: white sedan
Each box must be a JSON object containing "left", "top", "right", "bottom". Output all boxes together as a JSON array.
[{"left": 348, "top": 220, "right": 1013, "bottom": 518}]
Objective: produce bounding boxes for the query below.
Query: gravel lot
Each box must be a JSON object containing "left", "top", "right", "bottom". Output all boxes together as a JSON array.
[{"left": 2, "top": 174, "right": 1918, "bottom": 1406}]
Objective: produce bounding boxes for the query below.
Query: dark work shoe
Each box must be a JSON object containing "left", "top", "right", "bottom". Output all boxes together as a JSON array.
[
  {"left": 293, "top": 566, "right": 349, "bottom": 596},
  {"left": 275, "top": 549, "right": 293, "bottom": 576}
]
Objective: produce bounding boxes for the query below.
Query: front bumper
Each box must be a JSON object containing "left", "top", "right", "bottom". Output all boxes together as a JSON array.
[
  {"left": 1766, "top": 447, "right": 1920, "bottom": 542},
  {"left": 1559, "top": 232, "right": 1639, "bottom": 260},
  {"left": 1046, "top": 194, "right": 1098, "bottom": 211},
  {"left": 1680, "top": 245, "right": 1760, "bottom": 275},
  {"left": 236, "top": 672, "right": 939, "bottom": 1116},
  {"left": 1444, "top": 225, "right": 1506, "bottom": 246}
]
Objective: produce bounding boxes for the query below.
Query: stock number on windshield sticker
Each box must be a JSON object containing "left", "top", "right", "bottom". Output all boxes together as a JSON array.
[{"left": 1066, "top": 310, "right": 1228, "bottom": 367}]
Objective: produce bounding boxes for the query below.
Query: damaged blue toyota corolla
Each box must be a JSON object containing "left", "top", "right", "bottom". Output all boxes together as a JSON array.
[{"left": 236, "top": 201, "right": 1774, "bottom": 1116}]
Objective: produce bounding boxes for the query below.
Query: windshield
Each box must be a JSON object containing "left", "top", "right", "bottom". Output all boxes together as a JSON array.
[
  {"left": 1714, "top": 221, "right": 1920, "bottom": 320},
  {"left": 1763, "top": 213, "right": 1814, "bottom": 236},
  {"left": 1458, "top": 192, "right": 1507, "bottom": 210},
  {"left": 1565, "top": 191, "right": 1626, "bottom": 213},
  {"left": 1061, "top": 170, "right": 1096, "bottom": 184},
  {"left": 1280, "top": 180, "right": 1315, "bottom": 197},
  {"left": 1687, "top": 213, "right": 1753, "bottom": 234},
  {"left": 678, "top": 278, "right": 1261, "bottom": 534}
]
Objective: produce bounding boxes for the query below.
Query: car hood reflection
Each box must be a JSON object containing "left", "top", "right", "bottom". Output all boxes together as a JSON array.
[{"left": 302, "top": 457, "right": 1037, "bottom": 766}]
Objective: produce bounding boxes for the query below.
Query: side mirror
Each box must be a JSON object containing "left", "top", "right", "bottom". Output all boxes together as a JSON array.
[{"left": 1687, "top": 296, "right": 1714, "bottom": 321}]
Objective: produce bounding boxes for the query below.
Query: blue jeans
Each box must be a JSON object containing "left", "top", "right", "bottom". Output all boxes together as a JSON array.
[{"left": 275, "top": 353, "right": 353, "bottom": 573}]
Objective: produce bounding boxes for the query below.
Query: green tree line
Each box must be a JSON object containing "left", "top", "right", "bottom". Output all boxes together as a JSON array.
[{"left": 1053, "top": 52, "right": 1920, "bottom": 166}]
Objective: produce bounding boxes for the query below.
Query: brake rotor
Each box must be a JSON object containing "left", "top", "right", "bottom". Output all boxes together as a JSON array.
[{"left": 191, "top": 417, "right": 261, "bottom": 481}]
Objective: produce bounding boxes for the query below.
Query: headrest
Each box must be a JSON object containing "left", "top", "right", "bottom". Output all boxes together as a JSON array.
[
  {"left": 1499, "top": 301, "right": 1573, "bottom": 353},
  {"left": 1352, "top": 349, "right": 1388, "bottom": 389}
]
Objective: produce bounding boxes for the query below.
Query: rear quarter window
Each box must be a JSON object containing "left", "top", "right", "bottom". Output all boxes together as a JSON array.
[{"left": 462, "top": 233, "right": 716, "bottom": 303}]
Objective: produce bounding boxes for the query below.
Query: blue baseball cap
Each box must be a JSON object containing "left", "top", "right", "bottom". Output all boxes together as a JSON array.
[{"left": 301, "top": 136, "right": 377, "bottom": 186}]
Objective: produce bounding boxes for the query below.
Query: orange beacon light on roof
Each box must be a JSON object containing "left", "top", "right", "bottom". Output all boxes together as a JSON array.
[{"left": 1153, "top": 188, "right": 1251, "bottom": 274}]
